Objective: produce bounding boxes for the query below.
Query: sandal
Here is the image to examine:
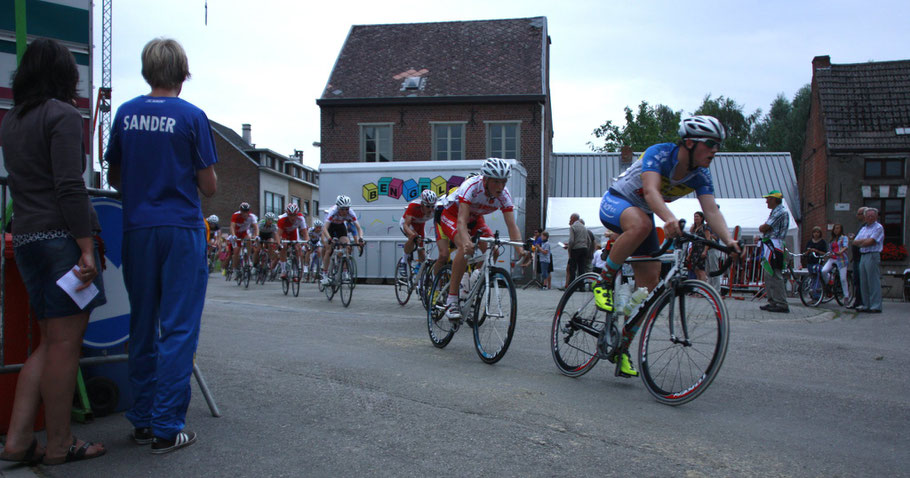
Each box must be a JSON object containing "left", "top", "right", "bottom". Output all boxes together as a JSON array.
[
  {"left": 0, "top": 438, "right": 45, "bottom": 464},
  {"left": 42, "top": 437, "right": 106, "bottom": 466}
]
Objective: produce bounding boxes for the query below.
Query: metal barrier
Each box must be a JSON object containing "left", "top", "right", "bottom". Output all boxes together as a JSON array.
[{"left": 0, "top": 177, "right": 220, "bottom": 417}]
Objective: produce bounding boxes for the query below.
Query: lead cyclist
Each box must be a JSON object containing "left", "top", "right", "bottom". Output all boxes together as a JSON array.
[{"left": 593, "top": 115, "right": 742, "bottom": 377}]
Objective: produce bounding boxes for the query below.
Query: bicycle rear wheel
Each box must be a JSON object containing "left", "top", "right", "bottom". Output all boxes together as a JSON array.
[
  {"left": 427, "top": 265, "right": 456, "bottom": 348},
  {"left": 394, "top": 258, "right": 413, "bottom": 306},
  {"left": 833, "top": 272, "right": 847, "bottom": 306},
  {"left": 418, "top": 261, "right": 435, "bottom": 311},
  {"left": 550, "top": 273, "right": 606, "bottom": 377},
  {"left": 639, "top": 280, "right": 729, "bottom": 406},
  {"left": 799, "top": 274, "right": 823, "bottom": 307},
  {"left": 472, "top": 267, "right": 517, "bottom": 364},
  {"left": 291, "top": 257, "right": 301, "bottom": 297},
  {"left": 340, "top": 258, "right": 354, "bottom": 307}
]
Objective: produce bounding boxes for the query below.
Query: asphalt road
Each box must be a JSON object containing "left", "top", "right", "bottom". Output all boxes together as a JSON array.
[{"left": 4, "top": 275, "right": 909, "bottom": 477}]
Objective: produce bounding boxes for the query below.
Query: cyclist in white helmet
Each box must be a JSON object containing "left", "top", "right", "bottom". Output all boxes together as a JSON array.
[
  {"left": 437, "top": 158, "right": 523, "bottom": 321},
  {"left": 277, "top": 203, "right": 309, "bottom": 279},
  {"left": 594, "top": 115, "right": 741, "bottom": 377},
  {"left": 321, "top": 195, "right": 364, "bottom": 284},
  {"left": 400, "top": 189, "right": 438, "bottom": 265}
]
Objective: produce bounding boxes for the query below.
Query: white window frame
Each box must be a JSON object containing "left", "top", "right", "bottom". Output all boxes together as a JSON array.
[
  {"left": 431, "top": 122, "right": 467, "bottom": 161},
  {"left": 359, "top": 123, "right": 394, "bottom": 162},
  {"left": 485, "top": 120, "right": 521, "bottom": 160},
  {"left": 264, "top": 191, "right": 285, "bottom": 216}
]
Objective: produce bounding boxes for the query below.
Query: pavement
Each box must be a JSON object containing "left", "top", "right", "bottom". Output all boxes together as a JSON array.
[{"left": 2, "top": 279, "right": 907, "bottom": 477}]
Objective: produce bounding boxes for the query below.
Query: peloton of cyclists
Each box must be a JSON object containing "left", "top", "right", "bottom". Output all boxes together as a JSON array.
[
  {"left": 437, "top": 158, "right": 524, "bottom": 321},
  {"left": 593, "top": 115, "right": 742, "bottom": 377},
  {"left": 321, "top": 195, "right": 365, "bottom": 285},
  {"left": 277, "top": 203, "right": 310, "bottom": 279},
  {"left": 229, "top": 202, "right": 259, "bottom": 278}
]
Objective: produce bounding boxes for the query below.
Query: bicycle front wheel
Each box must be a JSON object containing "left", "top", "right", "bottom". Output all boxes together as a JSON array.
[
  {"left": 550, "top": 273, "right": 606, "bottom": 377},
  {"left": 291, "top": 258, "right": 301, "bottom": 297},
  {"left": 243, "top": 267, "right": 251, "bottom": 289},
  {"left": 340, "top": 258, "right": 354, "bottom": 307},
  {"left": 799, "top": 275, "right": 823, "bottom": 307},
  {"left": 638, "top": 280, "right": 729, "bottom": 406},
  {"left": 324, "top": 259, "right": 336, "bottom": 301},
  {"left": 394, "top": 258, "right": 413, "bottom": 306},
  {"left": 471, "top": 267, "right": 517, "bottom": 364},
  {"left": 427, "top": 265, "right": 456, "bottom": 348}
]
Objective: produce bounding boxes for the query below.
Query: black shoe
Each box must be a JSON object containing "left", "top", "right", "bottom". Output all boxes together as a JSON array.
[
  {"left": 759, "top": 304, "right": 773, "bottom": 311},
  {"left": 767, "top": 305, "right": 790, "bottom": 313},
  {"left": 151, "top": 430, "right": 197, "bottom": 455},
  {"left": 131, "top": 427, "right": 154, "bottom": 445}
]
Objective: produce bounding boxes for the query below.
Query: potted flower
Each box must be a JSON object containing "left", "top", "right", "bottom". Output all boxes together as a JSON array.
[{"left": 881, "top": 243, "right": 908, "bottom": 262}]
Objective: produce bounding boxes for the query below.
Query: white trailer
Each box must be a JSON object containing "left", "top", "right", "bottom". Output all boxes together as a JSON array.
[{"left": 319, "top": 160, "right": 527, "bottom": 280}]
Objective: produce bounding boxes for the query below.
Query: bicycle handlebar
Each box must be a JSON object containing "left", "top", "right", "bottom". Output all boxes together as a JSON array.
[{"left": 648, "top": 219, "right": 743, "bottom": 276}]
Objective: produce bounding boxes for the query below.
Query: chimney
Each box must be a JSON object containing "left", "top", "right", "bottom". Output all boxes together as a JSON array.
[
  {"left": 242, "top": 124, "right": 252, "bottom": 145},
  {"left": 812, "top": 55, "right": 831, "bottom": 70},
  {"left": 620, "top": 145, "right": 634, "bottom": 165}
]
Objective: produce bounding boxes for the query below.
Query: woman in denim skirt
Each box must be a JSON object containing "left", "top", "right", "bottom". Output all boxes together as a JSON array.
[{"left": 0, "top": 38, "right": 107, "bottom": 465}]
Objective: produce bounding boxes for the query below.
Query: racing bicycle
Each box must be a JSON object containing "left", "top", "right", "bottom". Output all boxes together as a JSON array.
[
  {"left": 280, "top": 240, "right": 304, "bottom": 297},
  {"left": 323, "top": 238, "right": 362, "bottom": 307},
  {"left": 394, "top": 237, "right": 436, "bottom": 308},
  {"left": 427, "top": 231, "right": 524, "bottom": 364},
  {"left": 550, "top": 223, "right": 740, "bottom": 405}
]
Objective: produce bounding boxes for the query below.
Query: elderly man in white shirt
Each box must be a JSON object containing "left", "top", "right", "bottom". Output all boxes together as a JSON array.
[{"left": 852, "top": 208, "right": 885, "bottom": 313}]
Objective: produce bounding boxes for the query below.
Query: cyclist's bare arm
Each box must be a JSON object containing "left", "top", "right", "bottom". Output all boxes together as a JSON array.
[
  {"left": 455, "top": 202, "right": 474, "bottom": 255},
  {"left": 353, "top": 220, "right": 365, "bottom": 243},
  {"left": 402, "top": 216, "right": 417, "bottom": 239},
  {"left": 641, "top": 171, "right": 681, "bottom": 237},
  {"left": 698, "top": 194, "right": 738, "bottom": 252},
  {"left": 502, "top": 210, "right": 524, "bottom": 255}
]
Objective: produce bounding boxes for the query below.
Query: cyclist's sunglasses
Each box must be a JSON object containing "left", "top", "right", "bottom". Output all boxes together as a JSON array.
[{"left": 690, "top": 138, "right": 723, "bottom": 149}]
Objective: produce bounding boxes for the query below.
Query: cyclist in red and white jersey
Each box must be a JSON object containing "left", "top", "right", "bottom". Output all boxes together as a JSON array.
[
  {"left": 401, "top": 189, "right": 437, "bottom": 264},
  {"left": 438, "top": 158, "right": 523, "bottom": 320},
  {"left": 229, "top": 202, "right": 259, "bottom": 276},
  {"left": 321, "top": 195, "right": 364, "bottom": 284},
  {"left": 277, "top": 203, "right": 309, "bottom": 279}
]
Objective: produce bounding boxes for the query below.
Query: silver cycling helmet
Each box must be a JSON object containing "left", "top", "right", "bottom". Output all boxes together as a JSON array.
[
  {"left": 239, "top": 202, "right": 251, "bottom": 212},
  {"left": 480, "top": 158, "right": 511, "bottom": 179},
  {"left": 312, "top": 219, "right": 324, "bottom": 228},
  {"left": 264, "top": 212, "right": 277, "bottom": 221},
  {"left": 207, "top": 215, "right": 219, "bottom": 224},
  {"left": 420, "top": 189, "right": 437, "bottom": 206},
  {"left": 678, "top": 115, "right": 726, "bottom": 142},
  {"left": 336, "top": 195, "right": 352, "bottom": 208}
]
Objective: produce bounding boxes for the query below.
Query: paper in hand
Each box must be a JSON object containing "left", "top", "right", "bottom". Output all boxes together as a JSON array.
[{"left": 56, "top": 267, "right": 99, "bottom": 310}]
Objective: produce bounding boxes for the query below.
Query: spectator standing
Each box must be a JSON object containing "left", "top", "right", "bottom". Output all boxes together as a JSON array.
[
  {"left": 847, "top": 207, "right": 867, "bottom": 309},
  {"left": 0, "top": 38, "right": 107, "bottom": 466},
  {"left": 538, "top": 231, "right": 552, "bottom": 289},
  {"left": 804, "top": 226, "right": 828, "bottom": 271},
  {"left": 688, "top": 211, "right": 710, "bottom": 281},
  {"left": 105, "top": 38, "right": 217, "bottom": 454},
  {"left": 565, "top": 213, "right": 591, "bottom": 284},
  {"left": 852, "top": 208, "right": 884, "bottom": 313},
  {"left": 758, "top": 190, "right": 790, "bottom": 313},
  {"left": 591, "top": 241, "right": 606, "bottom": 275}
]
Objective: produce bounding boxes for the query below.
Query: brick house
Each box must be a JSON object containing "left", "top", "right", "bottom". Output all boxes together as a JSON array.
[
  {"left": 800, "top": 56, "right": 909, "bottom": 281},
  {"left": 204, "top": 121, "right": 320, "bottom": 230},
  {"left": 316, "top": 17, "right": 553, "bottom": 235}
]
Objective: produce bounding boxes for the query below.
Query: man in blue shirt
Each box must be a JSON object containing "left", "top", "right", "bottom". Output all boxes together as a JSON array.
[
  {"left": 105, "top": 38, "right": 217, "bottom": 455},
  {"left": 853, "top": 208, "right": 885, "bottom": 313}
]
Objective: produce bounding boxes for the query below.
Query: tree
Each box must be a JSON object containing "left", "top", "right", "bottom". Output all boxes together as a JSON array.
[
  {"left": 693, "top": 94, "right": 762, "bottom": 151},
  {"left": 751, "top": 84, "right": 811, "bottom": 170},
  {"left": 588, "top": 101, "right": 681, "bottom": 152}
]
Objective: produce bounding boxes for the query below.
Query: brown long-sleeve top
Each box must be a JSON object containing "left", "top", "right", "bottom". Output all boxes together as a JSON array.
[{"left": 1, "top": 99, "right": 100, "bottom": 238}]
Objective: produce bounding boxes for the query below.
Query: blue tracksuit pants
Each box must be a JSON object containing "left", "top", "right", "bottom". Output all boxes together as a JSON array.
[{"left": 123, "top": 226, "right": 207, "bottom": 440}]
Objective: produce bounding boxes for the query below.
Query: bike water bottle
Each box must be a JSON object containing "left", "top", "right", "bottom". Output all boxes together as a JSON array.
[
  {"left": 615, "top": 282, "right": 631, "bottom": 315},
  {"left": 460, "top": 273, "right": 471, "bottom": 299},
  {"left": 622, "top": 287, "right": 649, "bottom": 316}
]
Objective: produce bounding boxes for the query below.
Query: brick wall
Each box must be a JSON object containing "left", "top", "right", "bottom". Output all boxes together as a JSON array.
[
  {"left": 201, "top": 133, "right": 260, "bottom": 230},
  {"left": 799, "top": 59, "right": 831, "bottom": 247},
  {"left": 319, "top": 101, "right": 552, "bottom": 235}
]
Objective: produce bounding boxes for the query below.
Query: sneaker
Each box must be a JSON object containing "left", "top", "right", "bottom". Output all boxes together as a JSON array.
[
  {"left": 617, "top": 352, "right": 638, "bottom": 378},
  {"left": 151, "top": 430, "right": 197, "bottom": 455},
  {"left": 445, "top": 302, "right": 463, "bottom": 322},
  {"left": 320, "top": 274, "right": 331, "bottom": 286},
  {"left": 280, "top": 272, "right": 288, "bottom": 280},
  {"left": 131, "top": 427, "right": 154, "bottom": 445},
  {"left": 593, "top": 281, "right": 614, "bottom": 312}
]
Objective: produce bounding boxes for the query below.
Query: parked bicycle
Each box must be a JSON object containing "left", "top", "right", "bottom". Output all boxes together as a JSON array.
[
  {"left": 550, "top": 223, "right": 740, "bottom": 406},
  {"left": 323, "top": 238, "right": 362, "bottom": 307},
  {"left": 427, "top": 232, "right": 524, "bottom": 364},
  {"left": 798, "top": 251, "right": 850, "bottom": 307},
  {"left": 394, "top": 237, "right": 436, "bottom": 308}
]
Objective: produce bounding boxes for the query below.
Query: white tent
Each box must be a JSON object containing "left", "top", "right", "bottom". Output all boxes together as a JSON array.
[{"left": 542, "top": 197, "right": 800, "bottom": 285}]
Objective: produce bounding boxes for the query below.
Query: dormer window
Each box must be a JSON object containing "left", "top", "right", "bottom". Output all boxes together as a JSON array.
[{"left": 401, "top": 76, "right": 425, "bottom": 91}]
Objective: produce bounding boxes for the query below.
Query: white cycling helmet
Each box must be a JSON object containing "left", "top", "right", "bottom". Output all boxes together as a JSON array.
[
  {"left": 264, "top": 212, "right": 277, "bottom": 221},
  {"left": 207, "top": 215, "right": 219, "bottom": 224},
  {"left": 481, "top": 158, "right": 511, "bottom": 179},
  {"left": 678, "top": 115, "right": 726, "bottom": 142},
  {"left": 239, "top": 202, "right": 251, "bottom": 211},
  {"left": 420, "top": 189, "right": 437, "bottom": 206},
  {"left": 336, "top": 195, "right": 352, "bottom": 208},
  {"left": 312, "top": 219, "right": 324, "bottom": 228},
  {"left": 286, "top": 203, "right": 300, "bottom": 215}
]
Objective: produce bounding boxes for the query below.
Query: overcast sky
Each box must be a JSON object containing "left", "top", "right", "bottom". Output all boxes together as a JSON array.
[{"left": 92, "top": 0, "right": 910, "bottom": 169}]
